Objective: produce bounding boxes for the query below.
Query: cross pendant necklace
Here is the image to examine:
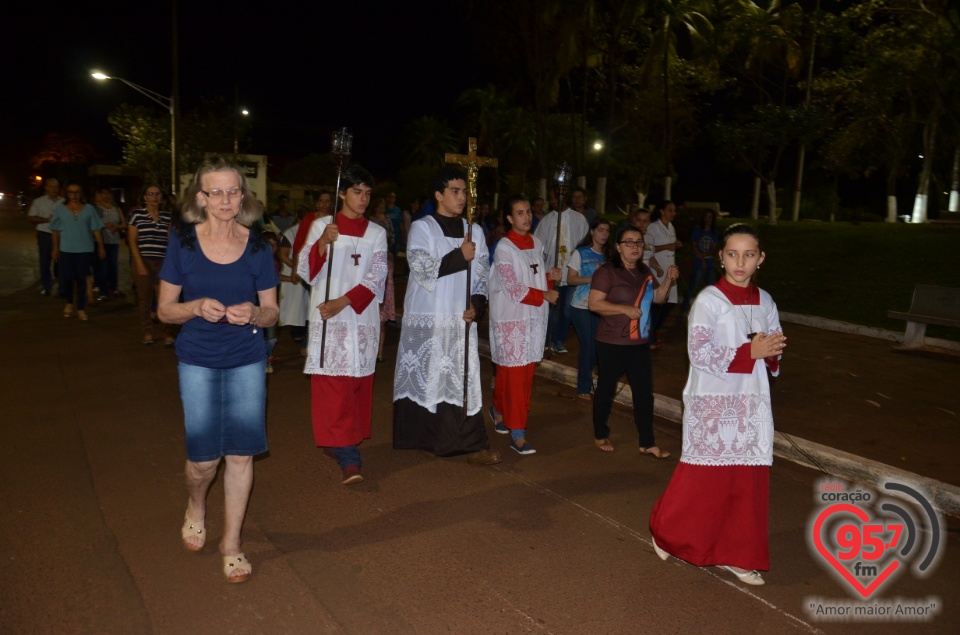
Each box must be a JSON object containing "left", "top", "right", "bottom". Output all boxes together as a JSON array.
[
  {"left": 349, "top": 236, "right": 361, "bottom": 266},
  {"left": 530, "top": 263, "right": 539, "bottom": 274}
]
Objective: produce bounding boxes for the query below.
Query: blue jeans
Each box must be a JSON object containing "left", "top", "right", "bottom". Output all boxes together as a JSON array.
[
  {"left": 548, "top": 285, "right": 574, "bottom": 348},
  {"left": 58, "top": 251, "right": 93, "bottom": 309},
  {"left": 95, "top": 243, "right": 120, "bottom": 295},
  {"left": 178, "top": 360, "right": 268, "bottom": 462},
  {"left": 37, "top": 232, "right": 54, "bottom": 293},
  {"left": 569, "top": 306, "right": 599, "bottom": 394},
  {"left": 331, "top": 445, "right": 362, "bottom": 469}
]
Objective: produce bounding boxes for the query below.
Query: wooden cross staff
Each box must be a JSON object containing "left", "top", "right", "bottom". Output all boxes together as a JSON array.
[{"left": 444, "top": 137, "right": 498, "bottom": 420}]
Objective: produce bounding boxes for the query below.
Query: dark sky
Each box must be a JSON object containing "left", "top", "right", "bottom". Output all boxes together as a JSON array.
[{"left": 1, "top": 0, "right": 492, "bottom": 188}]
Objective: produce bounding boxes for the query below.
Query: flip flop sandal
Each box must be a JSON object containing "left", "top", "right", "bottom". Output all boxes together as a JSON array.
[
  {"left": 640, "top": 446, "right": 671, "bottom": 459},
  {"left": 595, "top": 438, "right": 614, "bottom": 452}
]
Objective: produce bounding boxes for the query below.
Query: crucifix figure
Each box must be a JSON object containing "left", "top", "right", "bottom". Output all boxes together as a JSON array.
[
  {"left": 444, "top": 137, "right": 498, "bottom": 420},
  {"left": 445, "top": 137, "right": 498, "bottom": 225},
  {"left": 350, "top": 254, "right": 361, "bottom": 266}
]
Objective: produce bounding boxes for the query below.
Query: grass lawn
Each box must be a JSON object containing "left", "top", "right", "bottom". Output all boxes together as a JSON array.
[{"left": 693, "top": 220, "right": 960, "bottom": 339}]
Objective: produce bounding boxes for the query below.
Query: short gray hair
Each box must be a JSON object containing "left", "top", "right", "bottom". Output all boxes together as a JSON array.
[{"left": 180, "top": 157, "right": 263, "bottom": 226}]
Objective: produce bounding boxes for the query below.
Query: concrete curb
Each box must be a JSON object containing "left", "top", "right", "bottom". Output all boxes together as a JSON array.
[
  {"left": 478, "top": 340, "right": 960, "bottom": 518},
  {"left": 780, "top": 312, "right": 960, "bottom": 353}
]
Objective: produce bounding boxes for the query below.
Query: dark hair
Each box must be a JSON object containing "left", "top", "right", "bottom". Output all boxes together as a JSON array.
[
  {"left": 720, "top": 222, "right": 761, "bottom": 251},
  {"left": 180, "top": 157, "right": 263, "bottom": 226},
  {"left": 652, "top": 199, "right": 674, "bottom": 222},
  {"left": 502, "top": 194, "right": 529, "bottom": 226},
  {"left": 430, "top": 166, "right": 467, "bottom": 204},
  {"left": 63, "top": 181, "right": 87, "bottom": 204},
  {"left": 340, "top": 164, "right": 375, "bottom": 192},
  {"left": 576, "top": 216, "right": 611, "bottom": 248},
  {"left": 700, "top": 209, "right": 716, "bottom": 230},
  {"left": 138, "top": 182, "right": 163, "bottom": 208},
  {"left": 571, "top": 186, "right": 587, "bottom": 197},
  {"left": 367, "top": 196, "right": 387, "bottom": 219},
  {"left": 532, "top": 197, "right": 544, "bottom": 206},
  {"left": 608, "top": 224, "right": 643, "bottom": 269}
]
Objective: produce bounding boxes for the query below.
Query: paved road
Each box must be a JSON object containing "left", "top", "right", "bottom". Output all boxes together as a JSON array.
[{"left": 1, "top": 204, "right": 957, "bottom": 634}]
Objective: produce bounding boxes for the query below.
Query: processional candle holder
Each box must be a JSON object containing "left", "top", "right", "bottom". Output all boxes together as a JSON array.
[
  {"left": 320, "top": 127, "right": 353, "bottom": 369},
  {"left": 546, "top": 162, "right": 573, "bottom": 360}
]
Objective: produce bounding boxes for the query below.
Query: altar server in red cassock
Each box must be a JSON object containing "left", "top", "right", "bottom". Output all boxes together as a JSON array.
[
  {"left": 298, "top": 165, "right": 387, "bottom": 485},
  {"left": 649, "top": 223, "right": 785, "bottom": 586},
  {"left": 487, "top": 196, "right": 560, "bottom": 455}
]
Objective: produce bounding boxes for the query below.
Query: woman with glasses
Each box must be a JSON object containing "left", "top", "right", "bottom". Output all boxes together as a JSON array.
[
  {"left": 49, "top": 182, "right": 105, "bottom": 320},
  {"left": 128, "top": 184, "right": 175, "bottom": 344},
  {"left": 587, "top": 225, "right": 678, "bottom": 455},
  {"left": 157, "top": 158, "right": 279, "bottom": 583}
]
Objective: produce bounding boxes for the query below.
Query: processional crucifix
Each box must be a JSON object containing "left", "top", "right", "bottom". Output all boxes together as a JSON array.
[{"left": 444, "top": 137, "right": 498, "bottom": 420}]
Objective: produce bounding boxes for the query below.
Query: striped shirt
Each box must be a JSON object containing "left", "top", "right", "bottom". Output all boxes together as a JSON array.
[{"left": 129, "top": 209, "right": 173, "bottom": 259}]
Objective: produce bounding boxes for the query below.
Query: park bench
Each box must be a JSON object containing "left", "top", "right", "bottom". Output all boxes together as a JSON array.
[{"left": 887, "top": 284, "right": 960, "bottom": 348}]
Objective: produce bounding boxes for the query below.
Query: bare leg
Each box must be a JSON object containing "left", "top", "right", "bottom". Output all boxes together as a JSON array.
[
  {"left": 183, "top": 459, "right": 218, "bottom": 550},
  {"left": 220, "top": 455, "right": 254, "bottom": 561}
]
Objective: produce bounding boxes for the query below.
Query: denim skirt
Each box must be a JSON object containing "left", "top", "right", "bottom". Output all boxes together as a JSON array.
[{"left": 178, "top": 360, "right": 268, "bottom": 462}]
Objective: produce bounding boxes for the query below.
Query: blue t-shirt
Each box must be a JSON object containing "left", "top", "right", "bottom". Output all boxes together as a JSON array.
[
  {"left": 49, "top": 204, "right": 103, "bottom": 253},
  {"left": 569, "top": 245, "right": 606, "bottom": 309},
  {"left": 160, "top": 226, "right": 280, "bottom": 369},
  {"left": 691, "top": 227, "right": 719, "bottom": 266}
]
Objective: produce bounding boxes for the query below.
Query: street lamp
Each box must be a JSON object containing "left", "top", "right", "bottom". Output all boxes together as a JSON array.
[
  {"left": 91, "top": 71, "right": 177, "bottom": 193},
  {"left": 234, "top": 108, "right": 250, "bottom": 155}
]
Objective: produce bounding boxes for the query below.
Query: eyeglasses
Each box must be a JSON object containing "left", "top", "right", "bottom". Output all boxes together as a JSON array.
[
  {"left": 145, "top": 191, "right": 162, "bottom": 197},
  {"left": 619, "top": 240, "right": 643, "bottom": 248},
  {"left": 66, "top": 190, "right": 83, "bottom": 195},
  {"left": 201, "top": 188, "right": 243, "bottom": 200}
]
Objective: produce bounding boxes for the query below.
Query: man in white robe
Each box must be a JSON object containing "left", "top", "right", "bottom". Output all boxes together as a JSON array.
[
  {"left": 532, "top": 197, "right": 588, "bottom": 353},
  {"left": 392, "top": 166, "right": 499, "bottom": 464}
]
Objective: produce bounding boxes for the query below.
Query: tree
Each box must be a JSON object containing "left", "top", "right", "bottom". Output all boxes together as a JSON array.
[
  {"left": 107, "top": 104, "right": 170, "bottom": 188},
  {"left": 401, "top": 116, "right": 457, "bottom": 170},
  {"left": 31, "top": 132, "right": 100, "bottom": 171}
]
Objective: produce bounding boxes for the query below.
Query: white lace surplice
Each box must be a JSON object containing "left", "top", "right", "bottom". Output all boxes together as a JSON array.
[
  {"left": 298, "top": 216, "right": 388, "bottom": 377},
  {"left": 681, "top": 286, "right": 781, "bottom": 466},
  {"left": 488, "top": 236, "right": 548, "bottom": 367},
  {"left": 394, "top": 216, "right": 489, "bottom": 415},
  {"left": 279, "top": 223, "right": 309, "bottom": 327}
]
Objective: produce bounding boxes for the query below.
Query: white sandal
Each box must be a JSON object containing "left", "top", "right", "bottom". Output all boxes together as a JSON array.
[{"left": 718, "top": 565, "right": 765, "bottom": 586}]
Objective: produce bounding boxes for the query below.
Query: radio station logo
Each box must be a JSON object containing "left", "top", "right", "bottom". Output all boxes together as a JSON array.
[{"left": 804, "top": 479, "right": 944, "bottom": 622}]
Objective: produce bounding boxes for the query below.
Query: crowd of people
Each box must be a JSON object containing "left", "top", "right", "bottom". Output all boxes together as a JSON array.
[{"left": 25, "top": 162, "right": 783, "bottom": 588}]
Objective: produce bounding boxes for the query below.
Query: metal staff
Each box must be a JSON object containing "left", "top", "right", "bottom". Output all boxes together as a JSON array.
[
  {"left": 462, "top": 165, "right": 479, "bottom": 421},
  {"left": 319, "top": 127, "right": 353, "bottom": 369},
  {"left": 546, "top": 162, "right": 573, "bottom": 359}
]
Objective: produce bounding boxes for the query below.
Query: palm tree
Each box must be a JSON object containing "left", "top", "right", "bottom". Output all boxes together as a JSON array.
[
  {"left": 639, "top": 0, "right": 718, "bottom": 200},
  {"left": 402, "top": 116, "right": 457, "bottom": 169}
]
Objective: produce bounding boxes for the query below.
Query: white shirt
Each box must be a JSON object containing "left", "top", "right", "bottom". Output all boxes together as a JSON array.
[
  {"left": 533, "top": 208, "right": 589, "bottom": 285},
  {"left": 28, "top": 195, "right": 63, "bottom": 233},
  {"left": 645, "top": 219, "right": 678, "bottom": 303}
]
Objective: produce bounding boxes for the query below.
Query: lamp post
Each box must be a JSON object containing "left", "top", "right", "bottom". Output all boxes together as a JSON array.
[
  {"left": 234, "top": 108, "right": 250, "bottom": 156},
  {"left": 92, "top": 71, "right": 177, "bottom": 193}
]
